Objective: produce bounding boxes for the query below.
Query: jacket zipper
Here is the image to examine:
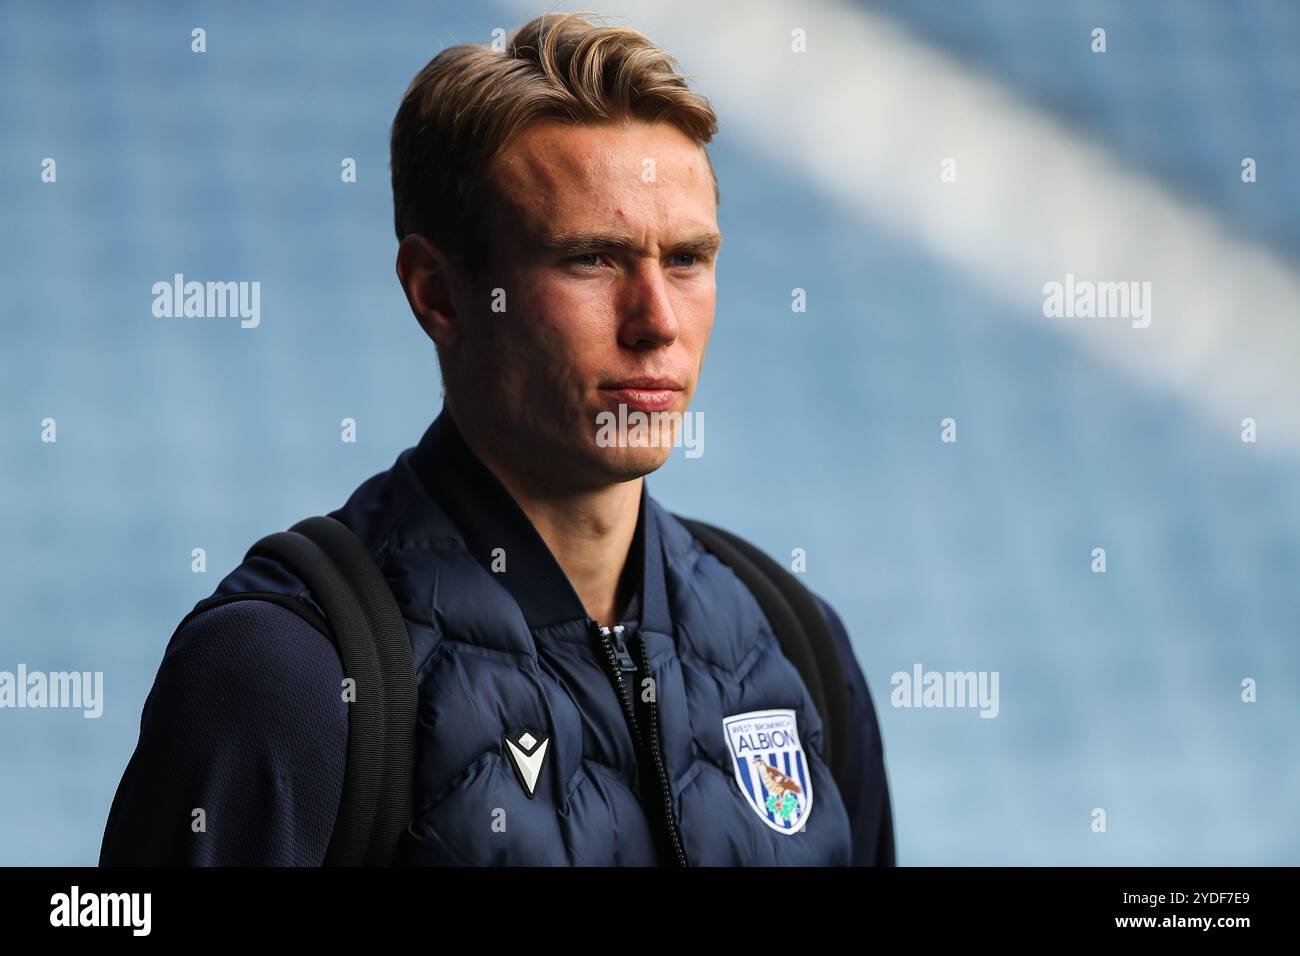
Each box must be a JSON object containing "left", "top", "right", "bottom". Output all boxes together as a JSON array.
[{"left": 589, "top": 619, "right": 689, "bottom": 867}]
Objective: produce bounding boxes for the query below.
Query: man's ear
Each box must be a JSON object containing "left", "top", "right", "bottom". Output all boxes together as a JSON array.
[{"left": 396, "top": 234, "right": 460, "bottom": 348}]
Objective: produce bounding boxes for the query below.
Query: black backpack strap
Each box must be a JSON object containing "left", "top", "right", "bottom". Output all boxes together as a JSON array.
[
  {"left": 674, "top": 516, "right": 851, "bottom": 791},
  {"left": 244, "top": 515, "right": 416, "bottom": 866}
]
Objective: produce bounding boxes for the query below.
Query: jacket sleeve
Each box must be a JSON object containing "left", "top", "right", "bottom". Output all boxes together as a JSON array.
[
  {"left": 99, "top": 600, "right": 348, "bottom": 866},
  {"left": 812, "top": 593, "right": 896, "bottom": 866}
]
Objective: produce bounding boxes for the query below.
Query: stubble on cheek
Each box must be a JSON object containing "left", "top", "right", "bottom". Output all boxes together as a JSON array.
[{"left": 483, "top": 295, "right": 567, "bottom": 446}]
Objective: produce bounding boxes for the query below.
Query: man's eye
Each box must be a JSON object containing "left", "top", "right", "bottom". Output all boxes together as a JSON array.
[
  {"left": 670, "top": 253, "right": 700, "bottom": 268},
  {"left": 570, "top": 253, "right": 603, "bottom": 269}
]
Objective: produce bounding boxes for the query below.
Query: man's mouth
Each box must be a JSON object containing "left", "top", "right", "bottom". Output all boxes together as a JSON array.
[{"left": 598, "top": 377, "right": 684, "bottom": 413}]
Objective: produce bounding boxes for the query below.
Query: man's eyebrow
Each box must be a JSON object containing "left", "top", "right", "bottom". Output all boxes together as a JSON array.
[{"left": 537, "top": 232, "right": 724, "bottom": 256}]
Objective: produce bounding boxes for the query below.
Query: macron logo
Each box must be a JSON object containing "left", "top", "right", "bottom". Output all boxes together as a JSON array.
[{"left": 504, "top": 729, "right": 549, "bottom": 798}]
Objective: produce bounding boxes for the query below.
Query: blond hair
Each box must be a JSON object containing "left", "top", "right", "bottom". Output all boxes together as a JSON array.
[{"left": 389, "top": 12, "right": 719, "bottom": 276}]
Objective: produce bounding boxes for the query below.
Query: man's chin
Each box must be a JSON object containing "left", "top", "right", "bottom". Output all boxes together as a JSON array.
[{"left": 592, "top": 444, "right": 673, "bottom": 483}]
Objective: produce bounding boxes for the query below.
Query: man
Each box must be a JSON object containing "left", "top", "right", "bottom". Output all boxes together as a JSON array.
[{"left": 100, "top": 12, "right": 894, "bottom": 866}]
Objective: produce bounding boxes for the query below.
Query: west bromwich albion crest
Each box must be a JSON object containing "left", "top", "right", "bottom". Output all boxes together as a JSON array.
[{"left": 723, "top": 708, "right": 813, "bottom": 834}]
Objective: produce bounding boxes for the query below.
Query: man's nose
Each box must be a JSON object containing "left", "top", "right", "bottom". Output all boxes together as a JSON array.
[{"left": 618, "top": 260, "right": 680, "bottom": 349}]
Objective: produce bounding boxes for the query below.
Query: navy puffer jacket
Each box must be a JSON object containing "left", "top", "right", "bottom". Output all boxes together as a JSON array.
[{"left": 100, "top": 407, "right": 894, "bottom": 866}]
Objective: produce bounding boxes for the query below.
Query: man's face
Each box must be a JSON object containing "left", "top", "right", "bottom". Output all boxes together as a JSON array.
[{"left": 446, "top": 118, "right": 720, "bottom": 491}]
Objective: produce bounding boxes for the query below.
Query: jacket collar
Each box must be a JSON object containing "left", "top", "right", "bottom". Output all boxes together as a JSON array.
[{"left": 408, "top": 404, "right": 671, "bottom": 636}]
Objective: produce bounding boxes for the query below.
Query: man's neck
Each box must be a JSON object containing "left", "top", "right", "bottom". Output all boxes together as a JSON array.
[{"left": 455, "top": 422, "right": 642, "bottom": 628}]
